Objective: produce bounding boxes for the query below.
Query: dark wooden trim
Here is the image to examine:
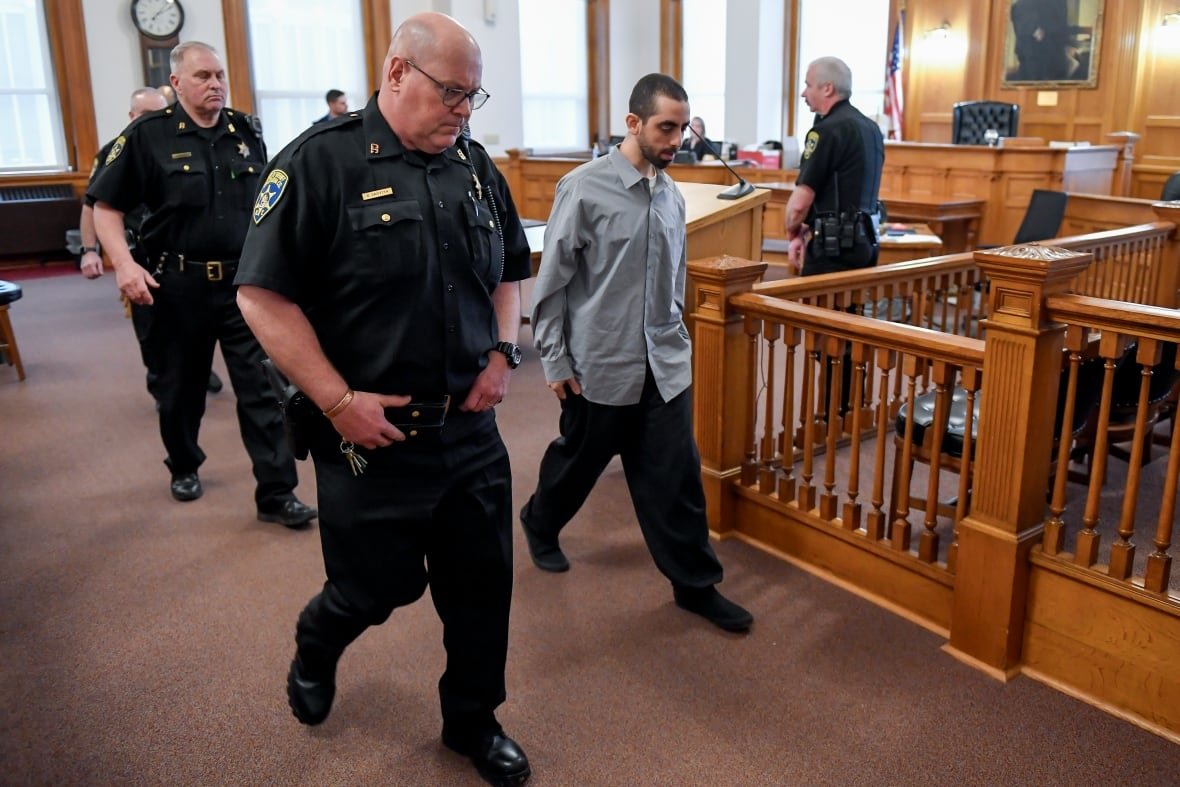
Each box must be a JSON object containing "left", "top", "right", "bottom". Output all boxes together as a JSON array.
[
  {"left": 587, "top": 0, "right": 610, "bottom": 147},
  {"left": 220, "top": 0, "right": 256, "bottom": 115},
  {"left": 659, "top": 0, "right": 682, "bottom": 80},
  {"left": 361, "top": 0, "right": 391, "bottom": 96}
]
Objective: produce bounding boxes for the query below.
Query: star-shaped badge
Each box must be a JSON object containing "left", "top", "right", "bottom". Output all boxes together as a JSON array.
[{"left": 237, "top": 142, "right": 250, "bottom": 159}]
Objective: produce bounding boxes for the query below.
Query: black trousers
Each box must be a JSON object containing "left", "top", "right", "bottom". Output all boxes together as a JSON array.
[
  {"left": 522, "top": 369, "right": 723, "bottom": 590},
  {"left": 147, "top": 268, "right": 297, "bottom": 507},
  {"left": 298, "top": 427, "right": 514, "bottom": 733},
  {"left": 129, "top": 301, "right": 159, "bottom": 399}
]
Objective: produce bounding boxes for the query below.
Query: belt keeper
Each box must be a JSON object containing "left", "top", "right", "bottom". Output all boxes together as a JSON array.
[{"left": 323, "top": 389, "right": 355, "bottom": 419}]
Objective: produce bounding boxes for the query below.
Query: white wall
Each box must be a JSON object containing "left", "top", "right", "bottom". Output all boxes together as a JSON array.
[
  {"left": 608, "top": 3, "right": 660, "bottom": 138},
  {"left": 446, "top": 0, "right": 524, "bottom": 155},
  {"left": 82, "top": 0, "right": 228, "bottom": 144},
  {"left": 724, "top": 0, "right": 784, "bottom": 149}
]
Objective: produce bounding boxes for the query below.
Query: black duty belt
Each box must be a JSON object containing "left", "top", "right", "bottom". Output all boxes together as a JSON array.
[{"left": 155, "top": 252, "right": 239, "bottom": 282}]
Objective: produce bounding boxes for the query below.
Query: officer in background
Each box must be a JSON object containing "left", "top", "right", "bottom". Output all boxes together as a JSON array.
[
  {"left": 79, "top": 86, "right": 223, "bottom": 402},
  {"left": 89, "top": 41, "right": 316, "bottom": 527},
  {"left": 236, "top": 12, "right": 531, "bottom": 786},
  {"left": 785, "top": 56, "right": 884, "bottom": 277},
  {"left": 312, "top": 89, "right": 348, "bottom": 124}
]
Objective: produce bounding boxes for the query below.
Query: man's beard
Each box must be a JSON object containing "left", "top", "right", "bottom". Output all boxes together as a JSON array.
[{"left": 638, "top": 138, "right": 674, "bottom": 170}]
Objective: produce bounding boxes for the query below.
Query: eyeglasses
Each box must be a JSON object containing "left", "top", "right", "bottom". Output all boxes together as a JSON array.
[{"left": 405, "top": 60, "right": 490, "bottom": 110}]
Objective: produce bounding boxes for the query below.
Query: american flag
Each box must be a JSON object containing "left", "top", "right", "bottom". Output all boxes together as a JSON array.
[{"left": 883, "top": 10, "right": 905, "bottom": 140}]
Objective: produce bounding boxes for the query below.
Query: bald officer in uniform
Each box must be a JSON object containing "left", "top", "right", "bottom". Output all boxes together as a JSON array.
[
  {"left": 236, "top": 13, "right": 531, "bottom": 786},
  {"left": 785, "top": 56, "right": 884, "bottom": 276},
  {"left": 89, "top": 42, "right": 315, "bottom": 527}
]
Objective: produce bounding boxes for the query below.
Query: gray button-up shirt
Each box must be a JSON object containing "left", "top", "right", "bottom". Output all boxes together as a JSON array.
[{"left": 531, "top": 146, "right": 692, "bottom": 406}]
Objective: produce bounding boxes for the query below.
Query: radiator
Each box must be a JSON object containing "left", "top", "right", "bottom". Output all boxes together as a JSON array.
[{"left": 0, "top": 184, "right": 81, "bottom": 260}]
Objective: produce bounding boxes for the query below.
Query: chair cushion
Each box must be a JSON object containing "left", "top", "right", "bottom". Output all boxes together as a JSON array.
[
  {"left": 0, "top": 280, "right": 23, "bottom": 306},
  {"left": 896, "top": 387, "right": 980, "bottom": 458}
]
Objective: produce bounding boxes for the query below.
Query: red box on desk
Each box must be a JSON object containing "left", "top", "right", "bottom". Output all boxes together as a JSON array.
[{"left": 736, "top": 149, "right": 781, "bottom": 168}]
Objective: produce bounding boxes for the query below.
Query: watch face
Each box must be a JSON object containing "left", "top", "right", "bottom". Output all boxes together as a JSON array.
[{"left": 132, "top": 0, "right": 184, "bottom": 41}]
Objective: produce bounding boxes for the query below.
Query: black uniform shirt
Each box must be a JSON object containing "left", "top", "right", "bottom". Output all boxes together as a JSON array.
[
  {"left": 86, "top": 138, "right": 149, "bottom": 236},
  {"left": 87, "top": 103, "right": 266, "bottom": 260},
  {"left": 236, "top": 94, "right": 530, "bottom": 402},
  {"left": 796, "top": 99, "right": 884, "bottom": 218}
]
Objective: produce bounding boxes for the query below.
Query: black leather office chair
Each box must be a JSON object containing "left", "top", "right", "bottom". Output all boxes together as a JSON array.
[
  {"left": 1013, "top": 189, "right": 1069, "bottom": 243},
  {"left": 952, "top": 101, "right": 1020, "bottom": 145},
  {"left": 1162, "top": 172, "right": 1180, "bottom": 201}
]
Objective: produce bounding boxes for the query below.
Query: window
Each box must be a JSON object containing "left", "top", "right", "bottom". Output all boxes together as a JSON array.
[
  {"left": 245, "top": 0, "right": 367, "bottom": 153},
  {"left": 519, "top": 0, "right": 588, "bottom": 150},
  {"left": 0, "top": 0, "right": 67, "bottom": 173},
  {"left": 681, "top": 0, "right": 726, "bottom": 142},
  {"left": 794, "top": 0, "right": 889, "bottom": 148}
]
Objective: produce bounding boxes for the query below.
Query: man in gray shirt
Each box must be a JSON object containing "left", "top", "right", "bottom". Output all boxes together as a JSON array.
[{"left": 522, "top": 73, "right": 753, "bottom": 633}]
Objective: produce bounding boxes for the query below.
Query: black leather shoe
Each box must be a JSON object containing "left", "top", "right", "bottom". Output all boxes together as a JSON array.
[
  {"left": 258, "top": 499, "right": 318, "bottom": 528},
  {"left": 674, "top": 586, "right": 753, "bottom": 632},
  {"left": 206, "top": 371, "right": 224, "bottom": 393},
  {"left": 170, "top": 473, "right": 202, "bottom": 502},
  {"left": 287, "top": 657, "right": 334, "bottom": 726},
  {"left": 521, "top": 516, "right": 569, "bottom": 573},
  {"left": 443, "top": 729, "right": 531, "bottom": 786}
]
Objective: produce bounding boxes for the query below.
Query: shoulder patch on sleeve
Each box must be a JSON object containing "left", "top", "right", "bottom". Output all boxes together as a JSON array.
[
  {"left": 105, "top": 136, "right": 126, "bottom": 166},
  {"left": 253, "top": 169, "right": 289, "bottom": 224},
  {"left": 803, "top": 130, "right": 820, "bottom": 160}
]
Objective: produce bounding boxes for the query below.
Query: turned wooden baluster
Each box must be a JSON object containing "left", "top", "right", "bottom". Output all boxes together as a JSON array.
[
  {"left": 1144, "top": 353, "right": 1179, "bottom": 592},
  {"left": 740, "top": 316, "right": 762, "bottom": 487},
  {"left": 865, "top": 348, "right": 897, "bottom": 541},
  {"left": 759, "top": 321, "right": 782, "bottom": 494},
  {"left": 820, "top": 336, "right": 845, "bottom": 521},
  {"left": 919, "top": 361, "right": 953, "bottom": 563},
  {"left": 948, "top": 366, "right": 979, "bottom": 574},
  {"left": 843, "top": 341, "right": 869, "bottom": 531},
  {"left": 1109, "top": 340, "right": 1163, "bottom": 580},
  {"left": 797, "top": 333, "right": 821, "bottom": 511},
  {"left": 1043, "top": 325, "right": 1087, "bottom": 556},
  {"left": 1076, "top": 333, "right": 1127, "bottom": 567},
  {"left": 891, "top": 356, "right": 922, "bottom": 552},
  {"left": 778, "top": 326, "right": 800, "bottom": 503}
]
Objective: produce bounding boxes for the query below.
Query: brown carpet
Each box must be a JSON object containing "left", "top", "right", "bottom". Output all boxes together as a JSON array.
[{"left": 2, "top": 274, "right": 1177, "bottom": 785}]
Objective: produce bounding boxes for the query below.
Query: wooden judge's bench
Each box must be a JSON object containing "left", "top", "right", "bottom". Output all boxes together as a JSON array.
[
  {"left": 500, "top": 140, "right": 1123, "bottom": 254},
  {"left": 880, "top": 140, "right": 1121, "bottom": 246}
]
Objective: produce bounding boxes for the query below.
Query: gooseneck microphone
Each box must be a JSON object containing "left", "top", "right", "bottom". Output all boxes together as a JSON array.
[{"left": 688, "top": 124, "right": 755, "bottom": 200}]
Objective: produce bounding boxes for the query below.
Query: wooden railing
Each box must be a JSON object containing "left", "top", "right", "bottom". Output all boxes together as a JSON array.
[{"left": 687, "top": 200, "right": 1180, "bottom": 740}]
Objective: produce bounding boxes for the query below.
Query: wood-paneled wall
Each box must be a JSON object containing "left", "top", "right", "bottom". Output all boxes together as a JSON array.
[{"left": 904, "top": 0, "right": 1180, "bottom": 198}]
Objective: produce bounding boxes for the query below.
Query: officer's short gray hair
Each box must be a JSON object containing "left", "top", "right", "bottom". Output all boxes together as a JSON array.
[
  {"left": 810, "top": 57, "right": 852, "bottom": 99},
  {"left": 170, "top": 41, "right": 219, "bottom": 75}
]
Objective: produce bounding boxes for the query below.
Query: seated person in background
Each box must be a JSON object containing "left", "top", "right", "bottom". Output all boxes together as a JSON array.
[
  {"left": 680, "top": 115, "right": 715, "bottom": 160},
  {"left": 312, "top": 89, "right": 348, "bottom": 124}
]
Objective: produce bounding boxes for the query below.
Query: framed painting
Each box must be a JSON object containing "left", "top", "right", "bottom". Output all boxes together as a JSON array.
[{"left": 1001, "top": 0, "right": 1104, "bottom": 88}]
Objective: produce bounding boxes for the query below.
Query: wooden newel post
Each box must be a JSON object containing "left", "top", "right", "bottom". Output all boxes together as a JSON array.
[
  {"left": 946, "top": 245, "right": 1093, "bottom": 678},
  {"left": 1151, "top": 200, "right": 1180, "bottom": 309},
  {"left": 687, "top": 255, "right": 767, "bottom": 534}
]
